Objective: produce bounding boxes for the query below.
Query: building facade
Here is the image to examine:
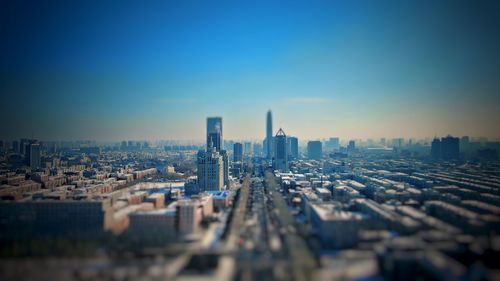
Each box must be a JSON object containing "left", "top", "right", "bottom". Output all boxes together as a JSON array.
[{"left": 273, "top": 128, "right": 289, "bottom": 171}]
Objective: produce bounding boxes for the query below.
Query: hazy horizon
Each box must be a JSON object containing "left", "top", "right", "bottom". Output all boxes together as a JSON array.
[{"left": 1, "top": 1, "right": 499, "bottom": 141}]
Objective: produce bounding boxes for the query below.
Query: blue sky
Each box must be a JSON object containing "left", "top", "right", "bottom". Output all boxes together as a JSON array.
[{"left": 1, "top": 0, "right": 499, "bottom": 141}]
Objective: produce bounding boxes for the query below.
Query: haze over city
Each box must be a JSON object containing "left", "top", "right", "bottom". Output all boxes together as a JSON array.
[
  {"left": 2, "top": 1, "right": 500, "bottom": 281},
  {"left": 1, "top": 0, "right": 499, "bottom": 141}
]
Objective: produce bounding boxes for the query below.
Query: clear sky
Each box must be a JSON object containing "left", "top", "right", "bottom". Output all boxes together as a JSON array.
[{"left": 1, "top": 0, "right": 499, "bottom": 141}]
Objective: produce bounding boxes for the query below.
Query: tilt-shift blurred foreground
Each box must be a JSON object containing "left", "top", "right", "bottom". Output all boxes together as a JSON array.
[{"left": 1, "top": 1, "right": 500, "bottom": 280}]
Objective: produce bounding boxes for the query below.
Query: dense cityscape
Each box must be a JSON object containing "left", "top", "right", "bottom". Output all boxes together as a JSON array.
[
  {"left": 2, "top": 1, "right": 500, "bottom": 280},
  {"left": 0, "top": 110, "right": 499, "bottom": 280}
]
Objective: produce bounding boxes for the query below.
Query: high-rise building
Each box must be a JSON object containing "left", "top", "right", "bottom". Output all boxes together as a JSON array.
[
  {"left": 431, "top": 138, "right": 441, "bottom": 159},
  {"left": 287, "top": 136, "right": 299, "bottom": 159},
  {"left": 121, "top": 141, "right": 127, "bottom": 151},
  {"left": 326, "top": 137, "right": 340, "bottom": 151},
  {"left": 253, "top": 143, "right": 263, "bottom": 157},
  {"left": 392, "top": 138, "right": 404, "bottom": 148},
  {"left": 29, "top": 143, "right": 41, "bottom": 169},
  {"left": 307, "top": 141, "right": 322, "bottom": 160},
  {"left": 244, "top": 142, "right": 252, "bottom": 155},
  {"left": 348, "top": 140, "right": 356, "bottom": 151},
  {"left": 12, "top": 140, "right": 19, "bottom": 154},
  {"left": 221, "top": 150, "right": 229, "bottom": 187},
  {"left": 460, "top": 136, "right": 470, "bottom": 153},
  {"left": 197, "top": 147, "right": 225, "bottom": 192},
  {"left": 20, "top": 138, "right": 30, "bottom": 155},
  {"left": 233, "top": 142, "right": 243, "bottom": 162},
  {"left": 207, "top": 117, "right": 223, "bottom": 151},
  {"left": 266, "top": 110, "right": 273, "bottom": 159},
  {"left": 431, "top": 136, "right": 459, "bottom": 160},
  {"left": 441, "top": 136, "right": 460, "bottom": 160},
  {"left": 273, "top": 128, "right": 288, "bottom": 171}
]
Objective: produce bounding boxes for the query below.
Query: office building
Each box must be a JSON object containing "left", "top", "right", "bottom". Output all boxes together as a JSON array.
[
  {"left": 233, "top": 142, "right": 243, "bottom": 162},
  {"left": 207, "top": 117, "right": 223, "bottom": 151},
  {"left": 273, "top": 128, "right": 288, "bottom": 171},
  {"left": 431, "top": 136, "right": 460, "bottom": 160},
  {"left": 221, "top": 150, "right": 229, "bottom": 187},
  {"left": 197, "top": 148, "right": 225, "bottom": 192},
  {"left": 253, "top": 143, "right": 263, "bottom": 157},
  {"left": 244, "top": 142, "right": 252, "bottom": 155},
  {"left": 348, "top": 140, "right": 356, "bottom": 151},
  {"left": 392, "top": 138, "right": 404, "bottom": 148},
  {"left": 326, "top": 137, "right": 340, "bottom": 151},
  {"left": 431, "top": 138, "right": 441, "bottom": 159},
  {"left": 29, "top": 143, "right": 41, "bottom": 169},
  {"left": 12, "top": 140, "right": 19, "bottom": 154},
  {"left": 307, "top": 141, "right": 322, "bottom": 160},
  {"left": 266, "top": 110, "right": 273, "bottom": 159},
  {"left": 288, "top": 136, "right": 299, "bottom": 159},
  {"left": 20, "top": 138, "right": 30, "bottom": 155},
  {"left": 441, "top": 136, "right": 460, "bottom": 160},
  {"left": 177, "top": 200, "right": 202, "bottom": 235}
]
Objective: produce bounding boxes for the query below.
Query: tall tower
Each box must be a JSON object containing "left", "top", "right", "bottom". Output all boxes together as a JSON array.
[
  {"left": 29, "top": 142, "right": 41, "bottom": 169},
  {"left": 197, "top": 148, "right": 224, "bottom": 192},
  {"left": 266, "top": 110, "right": 273, "bottom": 159},
  {"left": 207, "top": 117, "right": 223, "bottom": 151},
  {"left": 273, "top": 128, "right": 289, "bottom": 171}
]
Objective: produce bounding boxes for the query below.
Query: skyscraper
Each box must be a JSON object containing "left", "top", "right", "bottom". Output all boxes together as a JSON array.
[
  {"left": 253, "top": 143, "right": 263, "bottom": 157},
  {"left": 287, "top": 136, "right": 299, "bottom": 159},
  {"left": 197, "top": 147, "right": 224, "bottom": 192},
  {"left": 207, "top": 117, "right": 223, "bottom": 151},
  {"left": 233, "top": 142, "right": 243, "bottom": 162},
  {"left": 266, "top": 110, "right": 273, "bottom": 159},
  {"left": 307, "top": 141, "right": 322, "bottom": 160},
  {"left": 431, "top": 138, "right": 441, "bottom": 159},
  {"left": 273, "top": 128, "right": 288, "bottom": 171},
  {"left": 29, "top": 143, "right": 41, "bottom": 169},
  {"left": 326, "top": 137, "right": 340, "bottom": 151},
  {"left": 221, "top": 150, "right": 229, "bottom": 187},
  {"left": 431, "top": 136, "right": 460, "bottom": 160},
  {"left": 348, "top": 140, "right": 356, "bottom": 152},
  {"left": 243, "top": 142, "right": 252, "bottom": 155},
  {"left": 441, "top": 136, "right": 460, "bottom": 160}
]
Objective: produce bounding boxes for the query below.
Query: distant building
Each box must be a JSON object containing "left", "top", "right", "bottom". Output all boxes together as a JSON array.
[
  {"left": 307, "top": 141, "right": 322, "bottom": 160},
  {"left": 441, "top": 136, "right": 460, "bottom": 160},
  {"left": 288, "top": 136, "right": 299, "bottom": 159},
  {"left": 326, "top": 137, "right": 340, "bottom": 151},
  {"left": 431, "top": 136, "right": 459, "bottom": 160},
  {"left": 207, "top": 117, "right": 223, "bottom": 151},
  {"left": 431, "top": 138, "right": 441, "bottom": 159},
  {"left": 253, "top": 143, "right": 263, "bottom": 157},
  {"left": 29, "top": 143, "right": 41, "bottom": 169},
  {"left": 273, "top": 128, "right": 288, "bottom": 171},
  {"left": 392, "top": 138, "right": 404, "bottom": 148},
  {"left": 348, "top": 140, "right": 356, "bottom": 151},
  {"left": 12, "top": 140, "right": 19, "bottom": 154},
  {"left": 244, "top": 142, "right": 252, "bottom": 155},
  {"left": 221, "top": 150, "right": 229, "bottom": 187},
  {"left": 233, "top": 142, "right": 243, "bottom": 162},
  {"left": 266, "top": 110, "right": 273, "bottom": 159},
  {"left": 20, "top": 138, "right": 30, "bottom": 155},
  {"left": 197, "top": 148, "right": 225, "bottom": 192}
]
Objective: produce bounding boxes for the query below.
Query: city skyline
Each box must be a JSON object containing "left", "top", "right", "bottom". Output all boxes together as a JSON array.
[{"left": 1, "top": 1, "right": 500, "bottom": 141}]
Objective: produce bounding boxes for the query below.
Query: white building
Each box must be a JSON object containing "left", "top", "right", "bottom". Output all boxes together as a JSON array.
[{"left": 197, "top": 147, "right": 225, "bottom": 192}]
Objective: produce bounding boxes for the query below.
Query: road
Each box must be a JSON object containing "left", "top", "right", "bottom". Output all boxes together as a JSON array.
[{"left": 226, "top": 172, "right": 317, "bottom": 281}]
